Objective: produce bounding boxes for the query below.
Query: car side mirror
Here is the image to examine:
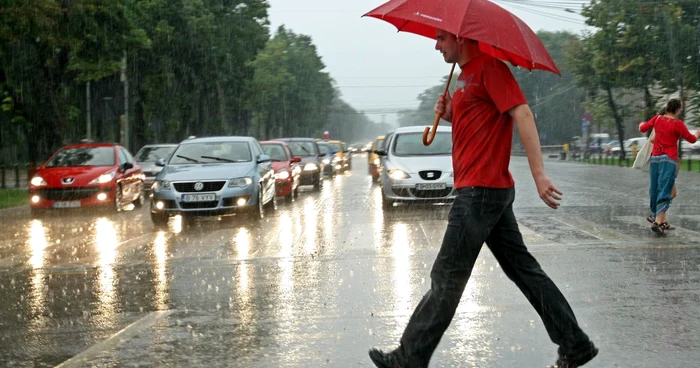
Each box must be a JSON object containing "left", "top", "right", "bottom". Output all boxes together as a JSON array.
[
  {"left": 291, "top": 156, "right": 301, "bottom": 163},
  {"left": 257, "top": 154, "right": 271, "bottom": 163},
  {"left": 374, "top": 149, "right": 387, "bottom": 156},
  {"left": 155, "top": 158, "right": 166, "bottom": 167},
  {"left": 122, "top": 162, "right": 134, "bottom": 171}
]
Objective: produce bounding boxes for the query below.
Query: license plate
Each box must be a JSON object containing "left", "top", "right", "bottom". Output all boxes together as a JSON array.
[
  {"left": 181, "top": 193, "right": 216, "bottom": 202},
  {"left": 53, "top": 201, "right": 81, "bottom": 208},
  {"left": 416, "top": 183, "right": 446, "bottom": 190}
]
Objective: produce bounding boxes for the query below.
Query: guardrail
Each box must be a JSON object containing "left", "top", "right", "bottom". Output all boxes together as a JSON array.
[{"left": 0, "top": 164, "right": 37, "bottom": 189}]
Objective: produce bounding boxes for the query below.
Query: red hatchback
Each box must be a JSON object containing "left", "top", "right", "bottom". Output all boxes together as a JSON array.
[
  {"left": 29, "top": 143, "right": 145, "bottom": 213},
  {"left": 261, "top": 141, "right": 302, "bottom": 201}
]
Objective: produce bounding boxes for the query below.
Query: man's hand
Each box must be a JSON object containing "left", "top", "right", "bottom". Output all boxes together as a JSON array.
[
  {"left": 434, "top": 92, "right": 453, "bottom": 122},
  {"left": 534, "top": 172, "right": 562, "bottom": 209}
]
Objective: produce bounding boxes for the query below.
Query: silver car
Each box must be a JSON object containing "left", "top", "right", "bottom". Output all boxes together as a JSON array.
[
  {"left": 150, "top": 136, "right": 276, "bottom": 225},
  {"left": 376, "top": 125, "right": 455, "bottom": 209},
  {"left": 134, "top": 143, "right": 177, "bottom": 195}
]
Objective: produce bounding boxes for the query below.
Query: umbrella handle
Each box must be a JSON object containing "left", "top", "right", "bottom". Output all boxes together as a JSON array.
[{"left": 423, "top": 63, "right": 457, "bottom": 146}]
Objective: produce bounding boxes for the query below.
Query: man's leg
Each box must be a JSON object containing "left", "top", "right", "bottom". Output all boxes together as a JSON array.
[
  {"left": 484, "top": 190, "right": 595, "bottom": 365},
  {"left": 370, "top": 188, "right": 501, "bottom": 368}
]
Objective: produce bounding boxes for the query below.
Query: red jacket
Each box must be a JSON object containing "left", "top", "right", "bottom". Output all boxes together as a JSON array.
[{"left": 639, "top": 115, "right": 696, "bottom": 161}]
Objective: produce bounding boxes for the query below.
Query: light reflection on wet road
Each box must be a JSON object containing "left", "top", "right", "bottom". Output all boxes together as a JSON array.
[{"left": 1, "top": 156, "right": 700, "bottom": 367}]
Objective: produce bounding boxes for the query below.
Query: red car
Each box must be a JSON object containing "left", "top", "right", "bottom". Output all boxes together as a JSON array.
[
  {"left": 260, "top": 141, "right": 302, "bottom": 201},
  {"left": 28, "top": 143, "right": 145, "bottom": 214}
]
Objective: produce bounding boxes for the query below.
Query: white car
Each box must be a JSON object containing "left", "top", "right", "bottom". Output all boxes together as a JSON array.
[
  {"left": 376, "top": 125, "right": 455, "bottom": 209},
  {"left": 609, "top": 137, "right": 647, "bottom": 156}
]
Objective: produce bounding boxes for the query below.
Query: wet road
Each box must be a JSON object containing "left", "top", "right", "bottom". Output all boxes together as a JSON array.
[{"left": 2, "top": 156, "right": 700, "bottom": 367}]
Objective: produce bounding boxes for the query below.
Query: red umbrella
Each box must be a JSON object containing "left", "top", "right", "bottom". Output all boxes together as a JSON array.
[{"left": 363, "top": 0, "right": 560, "bottom": 144}]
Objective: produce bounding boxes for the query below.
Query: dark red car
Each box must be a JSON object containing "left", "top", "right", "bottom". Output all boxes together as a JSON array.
[
  {"left": 260, "top": 141, "right": 302, "bottom": 201},
  {"left": 28, "top": 143, "right": 145, "bottom": 214}
]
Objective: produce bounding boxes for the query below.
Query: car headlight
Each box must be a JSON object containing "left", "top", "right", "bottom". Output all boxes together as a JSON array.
[
  {"left": 373, "top": 158, "right": 380, "bottom": 165},
  {"left": 388, "top": 169, "right": 409, "bottom": 180},
  {"left": 30, "top": 176, "right": 47, "bottom": 187},
  {"left": 89, "top": 170, "right": 116, "bottom": 184},
  {"left": 332, "top": 156, "right": 341, "bottom": 162},
  {"left": 304, "top": 163, "right": 318, "bottom": 171},
  {"left": 276, "top": 171, "right": 290, "bottom": 180},
  {"left": 153, "top": 180, "right": 171, "bottom": 191},
  {"left": 229, "top": 177, "right": 253, "bottom": 188},
  {"left": 322, "top": 159, "right": 330, "bottom": 165}
]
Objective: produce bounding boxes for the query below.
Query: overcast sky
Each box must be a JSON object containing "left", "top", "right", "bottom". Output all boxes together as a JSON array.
[{"left": 267, "top": 0, "right": 592, "bottom": 125}]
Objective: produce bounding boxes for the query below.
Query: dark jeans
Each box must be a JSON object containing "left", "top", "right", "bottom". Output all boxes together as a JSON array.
[{"left": 397, "top": 187, "right": 590, "bottom": 367}]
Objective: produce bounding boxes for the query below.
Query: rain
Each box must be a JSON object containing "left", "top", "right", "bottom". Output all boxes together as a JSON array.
[{"left": 2, "top": 0, "right": 700, "bottom": 367}]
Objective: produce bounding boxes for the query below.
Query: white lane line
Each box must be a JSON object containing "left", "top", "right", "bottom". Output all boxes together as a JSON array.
[{"left": 55, "top": 310, "right": 173, "bottom": 368}]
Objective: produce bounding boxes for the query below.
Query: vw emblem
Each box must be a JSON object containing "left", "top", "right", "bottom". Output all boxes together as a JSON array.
[{"left": 193, "top": 182, "right": 204, "bottom": 191}]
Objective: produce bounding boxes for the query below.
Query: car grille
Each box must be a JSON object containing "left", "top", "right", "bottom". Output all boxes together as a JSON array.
[
  {"left": 180, "top": 201, "right": 219, "bottom": 209},
  {"left": 391, "top": 188, "right": 411, "bottom": 197},
  {"left": 418, "top": 170, "right": 442, "bottom": 180},
  {"left": 411, "top": 188, "right": 453, "bottom": 198},
  {"left": 38, "top": 187, "right": 100, "bottom": 201},
  {"left": 173, "top": 181, "right": 226, "bottom": 192}
]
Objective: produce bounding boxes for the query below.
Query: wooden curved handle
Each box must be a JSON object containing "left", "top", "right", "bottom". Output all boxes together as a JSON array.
[{"left": 423, "top": 63, "right": 456, "bottom": 146}]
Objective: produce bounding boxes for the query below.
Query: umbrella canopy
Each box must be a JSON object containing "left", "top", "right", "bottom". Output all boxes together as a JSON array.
[{"left": 363, "top": 0, "right": 560, "bottom": 75}]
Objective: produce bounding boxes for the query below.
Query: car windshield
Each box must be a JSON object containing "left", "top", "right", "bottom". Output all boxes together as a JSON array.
[
  {"left": 286, "top": 141, "right": 317, "bottom": 157},
  {"left": 168, "top": 142, "right": 251, "bottom": 164},
  {"left": 393, "top": 132, "right": 452, "bottom": 156},
  {"left": 135, "top": 146, "right": 176, "bottom": 162},
  {"left": 46, "top": 147, "right": 115, "bottom": 167},
  {"left": 331, "top": 143, "right": 343, "bottom": 152},
  {"left": 318, "top": 144, "right": 331, "bottom": 155},
  {"left": 375, "top": 139, "right": 384, "bottom": 149},
  {"left": 262, "top": 144, "right": 288, "bottom": 161}
]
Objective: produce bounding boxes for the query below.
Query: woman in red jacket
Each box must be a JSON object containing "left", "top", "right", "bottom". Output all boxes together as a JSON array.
[{"left": 639, "top": 98, "right": 700, "bottom": 234}]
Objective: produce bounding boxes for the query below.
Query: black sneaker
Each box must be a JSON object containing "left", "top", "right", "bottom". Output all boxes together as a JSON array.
[
  {"left": 555, "top": 342, "right": 599, "bottom": 368},
  {"left": 369, "top": 348, "right": 403, "bottom": 368}
]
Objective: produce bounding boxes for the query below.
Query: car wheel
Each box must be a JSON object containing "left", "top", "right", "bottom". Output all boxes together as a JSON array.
[
  {"left": 254, "top": 185, "right": 265, "bottom": 220},
  {"left": 265, "top": 189, "right": 278, "bottom": 211},
  {"left": 114, "top": 185, "right": 123, "bottom": 212},
  {"left": 151, "top": 211, "right": 168, "bottom": 227},
  {"left": 133, "top": 190, "right": 145, "bottom": 208},
  {"left": 382, "top": 192, "right": 394, "bottom": 210}
]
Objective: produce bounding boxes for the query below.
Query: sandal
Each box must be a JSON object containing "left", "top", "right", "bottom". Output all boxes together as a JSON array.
[
  {"left": 659, "top": 222, "right": 675, "bottom": 231},
  {"left": 651, "top": 222, "right": 664, "bottom": 234},
  {"left": 646, "top": 215, "right": 655, "bottom": 224}
]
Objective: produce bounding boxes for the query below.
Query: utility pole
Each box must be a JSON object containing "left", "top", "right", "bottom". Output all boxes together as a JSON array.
[
  {"left": 86, "top": 82, "right": 91, "bottom": 140},
  {"left": 121, "top": 50, "right": 129, "bottom": 150}
]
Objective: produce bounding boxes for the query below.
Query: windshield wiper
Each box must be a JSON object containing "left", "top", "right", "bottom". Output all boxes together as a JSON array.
[
  {"left": 176, "top": 154, "right": 200, "bottom": 163},
  {"left": 201, "top": 155, "right": 238, "bottom": 163}
]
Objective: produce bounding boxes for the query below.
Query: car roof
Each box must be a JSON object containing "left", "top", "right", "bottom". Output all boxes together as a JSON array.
[
  {"left": 391, "top": 125, "right": 452, "bottom": 134},
  {"left": 140, "top": 143, "right": 178, "bottom": 148},
  {"left": 260, "top": 140, "right": 288, "bottom": 145},
  {"left": 180, "top": 136, "right": 254, "bottom": 144},
  {"left": 274, "top": 137, "right": 317, "bottom": 142},
  {"left": 60, "top": 143, "right": 118, "bottom": 150}
]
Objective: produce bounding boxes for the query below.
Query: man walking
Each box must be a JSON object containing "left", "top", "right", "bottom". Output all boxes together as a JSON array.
[{"left": 369, "top": 29, "right": 598, "bottom": 368}]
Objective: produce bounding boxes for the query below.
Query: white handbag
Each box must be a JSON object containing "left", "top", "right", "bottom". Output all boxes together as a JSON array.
[{"left": 632, "top": 131, "right": 653, "bottom": 171}]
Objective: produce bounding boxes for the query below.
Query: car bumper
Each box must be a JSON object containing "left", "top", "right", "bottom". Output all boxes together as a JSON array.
[
  {"left": 299, "top": 170, "right": 321, "bottom": 185},
  {"left": 29, "top": 185, "right": 116, "bottom": 209},
  {"left": 381, "top": 177, "right": 456, "bottom": 202},
  {"left": 151, "top": 185, "right": 258, "bottom": 216},
  {"left": 275, "top": 179, "right": 294, "bottom": 196}
]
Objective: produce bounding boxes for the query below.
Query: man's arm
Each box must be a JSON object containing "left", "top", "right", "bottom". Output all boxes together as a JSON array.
[{"left": 509, "top": 104, "right": 562, "bottom": 209}]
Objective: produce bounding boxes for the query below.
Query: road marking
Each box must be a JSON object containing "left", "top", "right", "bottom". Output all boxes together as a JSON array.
[
  {"left": 55, "top": 310, "right": 173, "bottom": 368},
  {"left": 517, "top": 223, "right": 552, "bottom": 245},
  {"left": 551, "top": 216, "right": 634, "bottom": 241}
]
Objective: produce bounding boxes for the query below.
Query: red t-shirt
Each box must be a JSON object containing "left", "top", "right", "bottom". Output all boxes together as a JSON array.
[
  {"left": 450, "top": 54, "right": 527, "bottom": 189},
  {"left": 639, "top": 115, "right": 696, "bottom": 161}
]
